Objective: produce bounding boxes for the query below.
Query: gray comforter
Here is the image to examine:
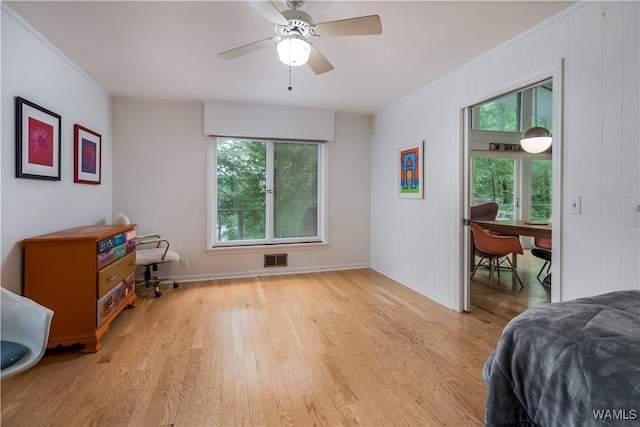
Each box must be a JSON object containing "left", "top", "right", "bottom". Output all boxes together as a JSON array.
[{"left": 483, "top": 290, "right": 640, "bottom": 427}]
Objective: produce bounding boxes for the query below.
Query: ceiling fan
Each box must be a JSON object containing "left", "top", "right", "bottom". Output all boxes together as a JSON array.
[{"left": 218, "top": 0, "right": 382, "bottom": 75}]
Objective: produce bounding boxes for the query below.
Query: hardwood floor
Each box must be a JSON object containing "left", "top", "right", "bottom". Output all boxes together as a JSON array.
[
  {"left": 2, "top": 268, "right": 543, "bottom": 426},
  {"left": 470, "top": 251, "right": 551, "bottom": 323}
]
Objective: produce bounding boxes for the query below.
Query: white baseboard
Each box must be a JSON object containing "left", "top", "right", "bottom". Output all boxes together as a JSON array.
[
  {"left": 165, "top": 262, "right": 371, "bottom": 284},
  {"left": 370, "top": 266, "right": 455, "bottom": 310}
]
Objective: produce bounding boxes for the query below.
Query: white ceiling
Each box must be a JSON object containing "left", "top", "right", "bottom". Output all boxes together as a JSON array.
[{"left": 6, "top": 1, "right": 574, "bottom": 114}]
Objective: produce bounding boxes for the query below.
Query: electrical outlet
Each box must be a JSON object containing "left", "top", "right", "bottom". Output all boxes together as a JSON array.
[
  {"left": 180, "top": 258, "right": 188, "bottom": 268},
  {"left": 570, "top": 196, "right": 582, "bottom": 214}
]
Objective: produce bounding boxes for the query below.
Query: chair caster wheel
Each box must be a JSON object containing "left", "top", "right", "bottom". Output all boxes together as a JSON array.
[
  {"left": 155, "top": 291, "right": 162, "bottom": 298},
  {"left": 173, "top": 282, "right": 179, "bottom": 289}
]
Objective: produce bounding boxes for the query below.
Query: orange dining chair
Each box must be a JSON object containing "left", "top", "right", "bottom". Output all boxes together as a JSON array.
[
  {"left": 470, "top": 223, "right": 524, "bottom": 288},
  {"left": 470, "top": 201, "right": 500, "bottom": 269},
  {"left": 531, "top": 237, "right": 552, "bottom": 281}
]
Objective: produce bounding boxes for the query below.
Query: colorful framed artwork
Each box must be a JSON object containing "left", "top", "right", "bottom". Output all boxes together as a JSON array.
[
  {"left": 15, "top": 97, "right": 62, "bottom": 180},
  {"left": 398, "top": 141, "right": 424, "bottom": 199},
  {"left": 74, "top": 124, "right": 102, "bottom": 185}
]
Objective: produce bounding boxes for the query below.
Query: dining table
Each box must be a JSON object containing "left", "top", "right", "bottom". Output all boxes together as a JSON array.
[
  {"left": 470, "top": 219, "right": 552, "bottom": 240},
  {"left": 469, "top": 219, "right": 552, "bottom": 271}
]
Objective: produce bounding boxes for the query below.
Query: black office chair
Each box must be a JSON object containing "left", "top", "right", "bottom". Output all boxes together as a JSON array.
[{"left": 531, "top": 237, "right": 552, "bottom": 282}]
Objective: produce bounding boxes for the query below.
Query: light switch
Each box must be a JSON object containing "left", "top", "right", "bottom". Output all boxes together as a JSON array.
[{"left": 570, "top": 196, "right": 582, "bottom": 214}]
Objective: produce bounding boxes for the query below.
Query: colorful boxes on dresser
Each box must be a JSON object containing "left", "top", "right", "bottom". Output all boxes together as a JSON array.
[
  {"left": 97, "top": 272, "right": 136, "bottom": 328},
  {"left": 125, "top": 229, "right": 136, "bottom": 253},
  {"left": 97, "top": 229, "right": 136, "bottom": 269},
  {"left": 95, "top": 229, "right": 137, "bottom": 328}
]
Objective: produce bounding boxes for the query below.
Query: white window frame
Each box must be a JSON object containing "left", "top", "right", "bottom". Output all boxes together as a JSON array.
[{"left": 207, "top": 138, "right": 326, "bottom": 248}]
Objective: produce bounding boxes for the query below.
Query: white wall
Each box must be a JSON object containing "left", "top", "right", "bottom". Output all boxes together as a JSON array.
[
  {"left": 112, "top": 99, "right": 371, "bottom": 281},
  {"left": 1, "top": 6, "right": 113, "bottom": 294},
  {"left": 371, "top": 1, "right": 640, "bottom": 308}
]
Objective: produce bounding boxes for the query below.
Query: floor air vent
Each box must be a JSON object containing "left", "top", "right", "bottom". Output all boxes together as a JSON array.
[{"left": 264, "top": 253, "right": 287, "bottom": 268}]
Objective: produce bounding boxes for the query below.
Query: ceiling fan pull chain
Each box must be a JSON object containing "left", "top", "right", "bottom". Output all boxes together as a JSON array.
[{"left": 287, "top": 37, "right": 293, "bottom": 91}]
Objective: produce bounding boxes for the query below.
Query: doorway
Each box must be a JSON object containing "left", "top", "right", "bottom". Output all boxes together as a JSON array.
[{"left": 460, "top": 63, "right": 563, "bottom": 313}]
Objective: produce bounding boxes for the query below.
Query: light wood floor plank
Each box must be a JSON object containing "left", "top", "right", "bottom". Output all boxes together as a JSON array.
[{"left": 2, "top": 267, "right": 548, "bottom": 426}]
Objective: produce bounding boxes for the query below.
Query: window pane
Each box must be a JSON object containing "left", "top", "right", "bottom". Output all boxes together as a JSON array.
[
  {"left": 530, "top": 86, "right": 553, "bottom": 133},
  {"left": 216, "top": 140, "right": 266, "bottom": 241},
  {"left": 274, "top": 143, "right": 318, "bottom": 239},
  {"left": 472, "top": 157, "right": 516, "bottom": 219},
  {"left": 476, "top": 93, "right": 519, "bottom": 132},
  {"left": 531, "top": 159, "right": 552, "bottom": 222}
]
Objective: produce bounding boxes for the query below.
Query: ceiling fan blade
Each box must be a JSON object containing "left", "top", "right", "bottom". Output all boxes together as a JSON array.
[
  {"left": 218, "top": 36, "right": 278, "bottom": 59},
  {"left": 248, "top": 0, "right": 289, "bottom": 25},
  {"left": 308, "top": 44, "right": 334, "bottom": 75},
  {"left": 313, "top": 15, "right": 382, "bottom": 37}
]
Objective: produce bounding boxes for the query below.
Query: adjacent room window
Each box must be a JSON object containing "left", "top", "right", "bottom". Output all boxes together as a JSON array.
[
  {"left": 211, "top": 138, "right": 323, "bottom": 247},
  {"left": 472, "top": 92, "right": 520, "bottom": 132},
  {"left": 470, "top": 80, "right": 553, "bottom": 134},
  {"left": 528, "top": 85, "right": 553, "bottom": 133},
  {"left": 530, "top": 158, "right": 552, "bottom": 222},
  {"left": 469, "top": 79, "right": 554, "bottom": 222},
  {"left": 471, "top": 156, "right": 517, "bottom": 219}
]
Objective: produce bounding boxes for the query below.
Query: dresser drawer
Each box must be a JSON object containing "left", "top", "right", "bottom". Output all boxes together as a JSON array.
[
  {"left": 98, "top": 251, "right": 136, "bottom": 297},
  {"left": 97, "top": 282, "right": 122, "bottom": 328}
]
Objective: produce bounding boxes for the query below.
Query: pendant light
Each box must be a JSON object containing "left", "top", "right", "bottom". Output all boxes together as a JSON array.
[{"left": 520, "top": 86, "right": 552, "bottom": 153}]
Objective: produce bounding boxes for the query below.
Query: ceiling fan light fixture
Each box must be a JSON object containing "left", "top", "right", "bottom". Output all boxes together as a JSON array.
[
  {"left": 277, "top": 35, "right": 310, "bottom": 66},
  {"left": 520, "top": 127, "right": 552, "bottom": 153}
]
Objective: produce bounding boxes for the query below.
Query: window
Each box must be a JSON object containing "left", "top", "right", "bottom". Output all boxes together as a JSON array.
[
  {"left": 528, "top": 85, "right": 553, "bottom": 133},
  {"left": 474, "top": 92, "right": 520, "bottom": 132},
  {"left": 469, "top": 79, "right": 554, "bottom": 224},
  {"left": 211, "top": 138, "right": 324, "bottom": 247},
  {"left": 471, "top": 79, "right": 553, "bottom": 134},
  {"left": 471, "top": 155, "right": 517, "bottom": 219},
  {"left": 530, "top": 158, "right": 552, "bottom": 222}
]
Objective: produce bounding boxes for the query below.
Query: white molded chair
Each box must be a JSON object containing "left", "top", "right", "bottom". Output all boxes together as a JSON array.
[
  {"left": 1, "top": 287, "right": 54, "bottom": 380},
  {"left": 114, "top": 213, "right": 180, "bottom": 297}
]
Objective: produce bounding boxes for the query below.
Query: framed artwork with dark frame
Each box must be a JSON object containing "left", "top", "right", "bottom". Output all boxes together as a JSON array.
[
  {"left": 74, "top": 124, "right": 102, "bottom": 185},
  {"left": 398, "top": 141, "right": 424, "bottom": 199},
  {"left": 15, "top": 97, "right": 62, "bottom": 180}
]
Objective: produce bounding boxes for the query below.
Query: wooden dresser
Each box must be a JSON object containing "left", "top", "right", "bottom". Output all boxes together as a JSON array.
[{"left": 24, "top": 224, "right": 137, "bottom": 352}]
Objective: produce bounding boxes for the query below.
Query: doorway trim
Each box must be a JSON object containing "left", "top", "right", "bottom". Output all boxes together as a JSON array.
[{"left": 457, "top": 59, "right": 564, "bottom": 312}]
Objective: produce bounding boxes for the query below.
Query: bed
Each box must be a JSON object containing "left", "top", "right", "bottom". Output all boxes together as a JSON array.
[{"left": 483, "top": 290, "right": 640, "bottom": 426}]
